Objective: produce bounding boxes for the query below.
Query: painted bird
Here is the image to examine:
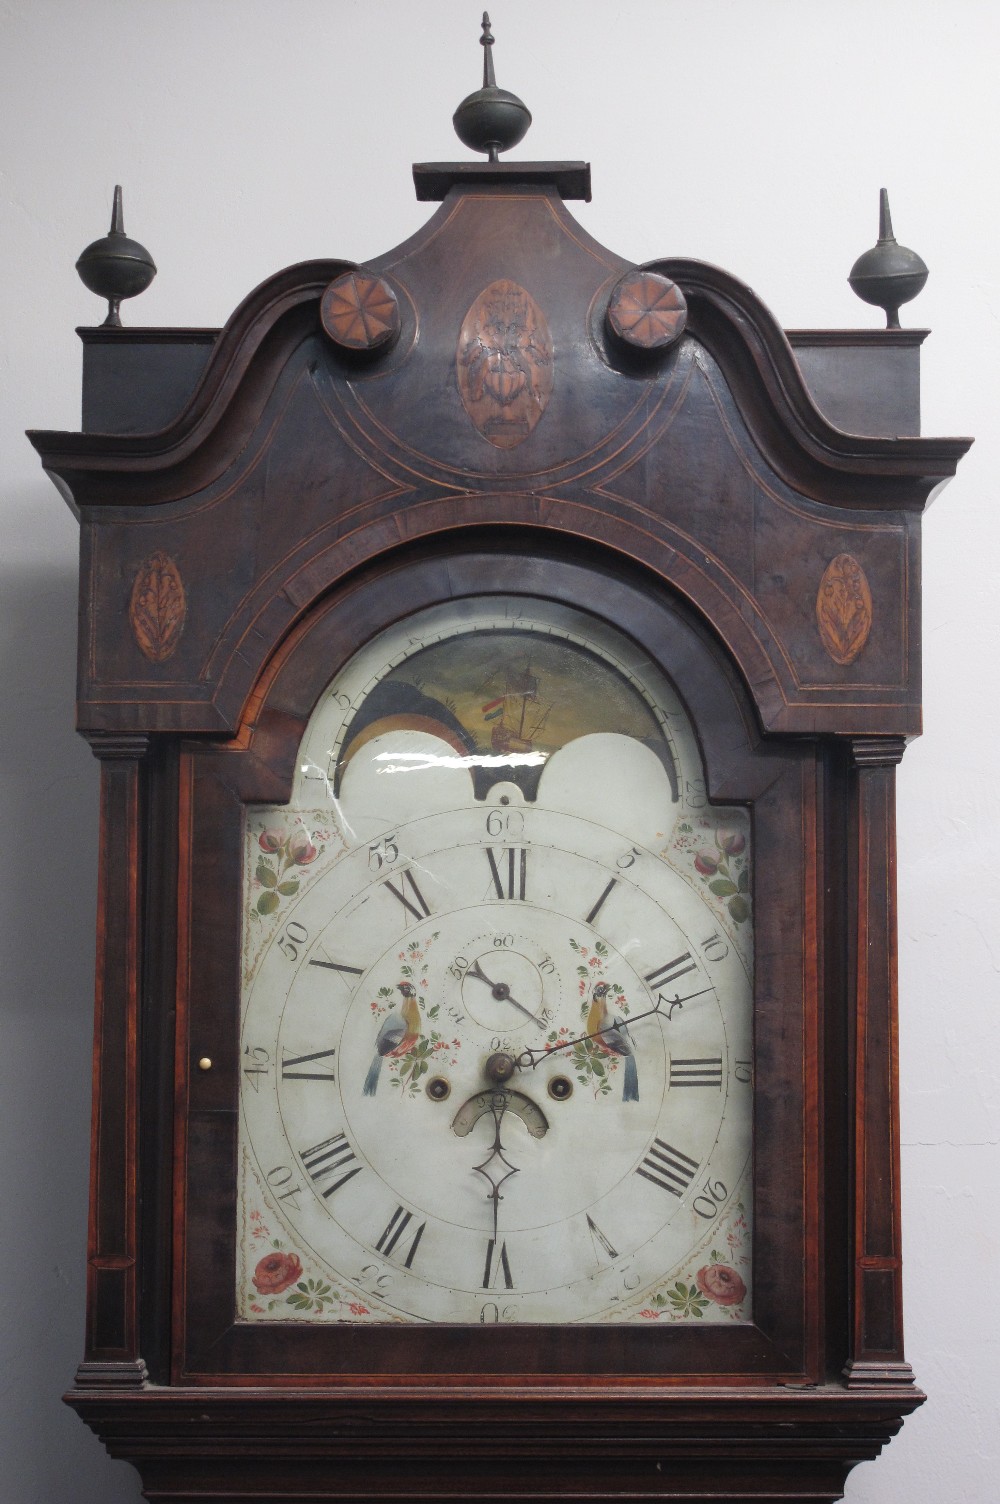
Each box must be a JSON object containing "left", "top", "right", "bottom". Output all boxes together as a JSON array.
[
  {"left": 587, "top": 981, "right": 639, "bottom": 1102},
  {"left": 363, "top": 982, "right": 421, "bottom": 1097}
]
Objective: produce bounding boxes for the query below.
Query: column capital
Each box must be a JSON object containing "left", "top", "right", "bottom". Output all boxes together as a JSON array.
[{"left": 850, "top": 735, "right": 907, "bottom": 768}]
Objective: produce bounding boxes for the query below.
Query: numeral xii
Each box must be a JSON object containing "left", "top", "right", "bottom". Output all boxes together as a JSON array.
[{"left": 485, "top": 847, "right": 527, "bottom": 901}]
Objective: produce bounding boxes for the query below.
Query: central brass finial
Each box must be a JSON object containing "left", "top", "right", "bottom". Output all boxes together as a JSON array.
[{"left": 453, "top": 11, "right": 532, "bottom": 162}]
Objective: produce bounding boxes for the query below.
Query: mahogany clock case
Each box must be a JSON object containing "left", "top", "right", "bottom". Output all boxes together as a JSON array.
[
  {"left": 28, "top": 161, "right": 971, "bottom": 1500},
  {"left": 180, "top": 544, "right": 810, "bottom": 1381}
]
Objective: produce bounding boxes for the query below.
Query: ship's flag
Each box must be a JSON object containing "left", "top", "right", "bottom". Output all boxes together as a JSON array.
[{"left": 481, "top": 697, "right": 504, "bottom": 722}]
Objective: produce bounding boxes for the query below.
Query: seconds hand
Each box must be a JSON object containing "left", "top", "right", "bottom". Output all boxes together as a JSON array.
[{"left": 465, "top": 958, "right": 546, "bottom": 1031}]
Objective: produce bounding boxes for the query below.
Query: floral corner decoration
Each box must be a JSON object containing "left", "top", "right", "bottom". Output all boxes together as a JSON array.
[
  {"left": 253, "top": 820, "right": 330, "bottom": 918},
  {"left": 241, "top": 1175, "right": 384, "bottom": 1323},
  {"left": 639, "top": 1260, "right": 748, "bottom": 1320},
  {"left": 252, "top": 1249, "right": 302, "bottom": 1296},
  {"left": 673, "top": 818, "right": 750, "bottom": 928},
  {"left": 246, "top": 1210, "right": 372, "bottom": 1320},
  {"left": 638, "top": 1202, "right": 751, "bottom": 1322}
]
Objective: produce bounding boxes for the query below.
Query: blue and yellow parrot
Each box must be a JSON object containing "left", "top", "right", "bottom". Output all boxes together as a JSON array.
[
  {"left": 586, "top": 980, "right": 639, "bottom": 1102},
  {"left": 363, "top": 981, "right": 422, "bottom": 1097}
]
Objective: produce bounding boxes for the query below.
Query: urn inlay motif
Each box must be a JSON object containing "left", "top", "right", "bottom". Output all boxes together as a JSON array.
[{"left": 457, "top": 279, "right": 553, "bottom": 448}]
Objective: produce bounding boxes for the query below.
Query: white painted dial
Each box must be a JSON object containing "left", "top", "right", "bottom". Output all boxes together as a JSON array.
[{"left": 238, "top": 597, "right": 753, "bottom": 1325}]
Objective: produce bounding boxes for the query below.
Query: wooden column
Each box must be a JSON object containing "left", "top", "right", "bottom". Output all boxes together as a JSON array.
[
  {"left": 74, "top": 735, "right": 150, "bottom": 1389},
  {"left": 843, "top": 735, "right": 918, "bottom": 1390}
]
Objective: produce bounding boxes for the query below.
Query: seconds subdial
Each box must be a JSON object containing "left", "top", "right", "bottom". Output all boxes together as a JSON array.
[{"left": 457, "top": 936, "right": 559, "bottom": 1035}]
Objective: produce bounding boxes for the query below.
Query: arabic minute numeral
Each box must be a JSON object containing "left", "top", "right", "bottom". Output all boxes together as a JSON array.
[
  {"left": 700, "top": 930, "right": 729, "bottom": 963},
  {"left": 266, "top": 1165, "right": 303, "bottom": 1209},
  {"left": 276, "top": 921, "right": 309, "bottom": 961},
  {"left": 242, "top": 1045, "right": 270, "bottom": 1091},
  {"left": 480, "top": 1302, "right": 517, "bottom": 1324},
  {"left": 486, "top": 808, "right": 524, "bottom": 839},
  {"left": 620, "top": 1265, "right": 642, "bottom": 1293},
  {"left": 357, "top": 1263, "right": 392, "bottom": 1293},
  {"left": 692, "top": 1177, "right": 728, "bottom": 1219},
  {"left": 735, "top": 1058, "right": 752, "bottom": 1084},
  {"left": 685, "top": 777, "right": 707, "bottom": 809},
  {"left": 368, "top": 834, "right": 400, "bottom": 872}
]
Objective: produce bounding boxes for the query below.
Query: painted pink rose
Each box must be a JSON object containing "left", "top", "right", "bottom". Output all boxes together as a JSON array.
[
  {"left": 695, "top": 1263, "right": 746, "bottom": 1306},
  {"left": 288, "top": 828, "right": 319, "bottom": 865},
  {"left": 718, "top": 829, "right": 746, "bottom": 856},
  {"left": 694, "top": 848, "right": 720, "bottom": 875},
  {"left": 252, "top": 1250, "right": 302, "bottom": 1295},
  {"left": 258, "top": 828, "right": 285, "bottom": 853}
]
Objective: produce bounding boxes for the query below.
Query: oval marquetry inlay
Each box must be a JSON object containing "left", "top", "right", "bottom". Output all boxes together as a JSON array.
[
  {"left": 606, "top": 270, "right": 688, "bottom": 352},
  {"left": 457, "top": 280, "right": 553, "bottom": 449},
  {"left": 320, "top": 271, "right": 400, "bottom": 353},
  {"left": 129, "top": 550, "right": 186, "bottom": 663},
  {"left": 816, "top": 553, "right": 873, "bottom": 666}
]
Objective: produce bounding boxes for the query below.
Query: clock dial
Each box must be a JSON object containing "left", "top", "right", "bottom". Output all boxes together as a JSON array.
[{"left": 238, "top": 598, "right": 753, "bottom": 1325}]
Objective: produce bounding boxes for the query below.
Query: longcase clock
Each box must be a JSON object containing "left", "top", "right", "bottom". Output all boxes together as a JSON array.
[{"left": 29, "top": 19, "right": 971, "bottom": 1503}]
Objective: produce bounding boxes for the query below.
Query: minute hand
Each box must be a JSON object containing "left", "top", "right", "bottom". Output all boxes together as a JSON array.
[{"left": 514, "top": 987, "right": 714, "bottom": 1070}]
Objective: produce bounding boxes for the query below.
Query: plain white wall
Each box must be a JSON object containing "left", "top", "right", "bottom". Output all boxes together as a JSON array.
[{"left": 2, "top": 2, "right": 997, "bottom": 1499}]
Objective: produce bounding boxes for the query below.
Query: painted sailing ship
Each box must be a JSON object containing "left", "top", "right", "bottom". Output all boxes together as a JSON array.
[{"left": 481, "top": 664, "right": 552, "bottom": 755}]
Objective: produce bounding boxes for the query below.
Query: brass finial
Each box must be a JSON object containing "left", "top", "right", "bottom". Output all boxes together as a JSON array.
[
  {"left": 453, "top": 12, "right": 531, "bottom": 161},
  {"left": 848, "top": 189, "right": 929, "bottom": 329},
  {"left": 75, "top": 186, "right": 157, "bottom": 328}
]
